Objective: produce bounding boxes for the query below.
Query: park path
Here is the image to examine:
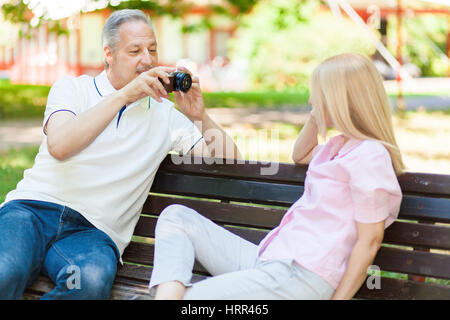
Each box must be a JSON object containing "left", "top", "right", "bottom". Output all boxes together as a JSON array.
[
  {"left": 0, "top": 108, "right": 312, "bottom": 152},
  {"left": 0, "top": 95, "right": 449, "bottom": 152}
]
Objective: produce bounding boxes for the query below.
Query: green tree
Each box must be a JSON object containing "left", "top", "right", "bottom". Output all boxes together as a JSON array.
[
  {"left": 229, "top": 0, "right": 375, "bottom": 91},
  {"left": 387, "top": 14, "right": 449, "bottom": 77},
  {"left": 1, "top": 0, "right": 258, "bottom": 36}
]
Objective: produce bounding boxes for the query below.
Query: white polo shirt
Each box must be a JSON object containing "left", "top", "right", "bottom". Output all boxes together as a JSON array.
[{"left": 1, "top": 70, "right": 203, "bottom": 259}]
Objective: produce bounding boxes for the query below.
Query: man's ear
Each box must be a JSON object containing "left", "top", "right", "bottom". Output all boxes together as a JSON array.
[{"left": 104, "top": 46, "right": 114, "bottom": 67}]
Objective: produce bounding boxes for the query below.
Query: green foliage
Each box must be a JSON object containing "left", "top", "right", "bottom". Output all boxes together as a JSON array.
[
  {"left": 229, "top": 0, "right": 376, "bottom": 91},
  {"left": 1, "top": 0, "right": 30, "bottom": 25},
  {"left": 1, "top": 79, "right": 448, "bottom": 120},
  {"left": 105, "top": 0, "right": 186, "bottom": 17},
  {"left": 1, "top": 0, "right": 258, "bottom": 37},
  {"left": 201, "top": 90, "right": 310, "bottom": 108},
  {"left": 226, "top": 0, "right": 259, "bottom": 13},
  {"left": 0, "top": 80, "right": 49, "bottom": 119},
  {"left": 0, "top": 146, "right": 39, "bottom": 203},
  {"left": 387, "top": 14, "right": 449, "bottom": 77},
  {"left": 0, "top": 79, "right": 311, "bottom": 119}
]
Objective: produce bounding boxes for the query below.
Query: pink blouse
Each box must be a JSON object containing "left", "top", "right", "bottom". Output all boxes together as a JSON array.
[{"left": 257, "top": 134, "right": 402, "bottom": 289}]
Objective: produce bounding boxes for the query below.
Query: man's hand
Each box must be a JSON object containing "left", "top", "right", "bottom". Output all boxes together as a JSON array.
[
  {"left": 119, "top": 66, "right": 176, "bottom": 104},
  {"left": 173, "top": 66, "right": 205, "bottom": 121}
]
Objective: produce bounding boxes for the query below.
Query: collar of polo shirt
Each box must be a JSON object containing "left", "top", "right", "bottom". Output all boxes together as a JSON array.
[
  {"left": 94, "top": 70, "right": 154, "bottom": 119},
  {"left": 94, "top": 70, "right": 117, "bottom": 97}
]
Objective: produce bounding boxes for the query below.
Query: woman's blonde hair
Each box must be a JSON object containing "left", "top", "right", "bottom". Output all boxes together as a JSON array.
[{"left": 310, "top": 53, "right": 405, "bottom": 175}]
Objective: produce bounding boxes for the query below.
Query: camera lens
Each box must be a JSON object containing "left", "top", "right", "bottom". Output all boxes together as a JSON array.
[{"left": 173, "top": 72, "right": 192, "bottom": 92}]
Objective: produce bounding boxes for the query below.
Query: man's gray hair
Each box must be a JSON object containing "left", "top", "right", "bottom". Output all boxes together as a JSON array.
[{"left": 102, "top": 9, "right": 154, "bottom": 68}]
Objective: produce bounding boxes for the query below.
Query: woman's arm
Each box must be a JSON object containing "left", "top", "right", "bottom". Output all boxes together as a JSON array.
[
  {"left": 331, "top": 220, "right": 385, "bottom": 300},
  {"left": 292, "top": 113, "right": 319, "bottom": 165}
]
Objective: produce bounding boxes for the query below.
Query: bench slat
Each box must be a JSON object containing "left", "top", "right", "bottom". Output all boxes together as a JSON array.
[
  {"left": 116, "top": 263, "right": 152, "bottom": 282},
  {"left": 384, "top": 222, "right": 450, "bottom": 250},
  {"left": 25, "top": 275, "right": 153, "bottom": 300},
  {"left": 115, "top": 263, "right": 450, "bottom": 300},
  {"left": 152, "top": 172, "right": 302, "bottom": 206},
  {"left": 143, "top": 195, "right": 283, "bottom": 229},
  {"left": 355, "top": 277, "right": 450, "bottom": 300},
  {"left": 116, "top": 263, "right": 207, "bottom": 287},
  {"left": 151, "top": 173, "right": 450, "bottom": 222},
  {"left": 399, "top": 195, "right": 450, "bottom": 223},
  {"left": 159, "top": 156, "right": 309, "bottom": 184},
  {"left": 114, "top": 263, "right": 450, "bottom": 300},
  {"left": 138, "top": 201, "right": 450, "bottom": 250},
  {"left": 123, "top": 236, "right": 450, "bottom": 280},
  {"left": 122, "top": 241, "right": 208, "bottom": 274},
  {"left": 158, "top": 156, "right": 450, "bottom": 196},
  {"left": 24, "top": 265, "right": 450, "bottom": 300},
  {"left": 373, "top": 247, "right": 450, "bottom": 280}
]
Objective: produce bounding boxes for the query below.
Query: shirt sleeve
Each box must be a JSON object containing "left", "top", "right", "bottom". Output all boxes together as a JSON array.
[
  {"left": 312, "top": 144, "right": 324, "bottom": 158},
  {"left": 346, "top": 140, "right": 402, "bottom": 228},
  {"left": 43, "top": 76, "right": 81, "bottom": 135},
  {"left": 169, "top": 107, "right": 204, "bottom": 155}
]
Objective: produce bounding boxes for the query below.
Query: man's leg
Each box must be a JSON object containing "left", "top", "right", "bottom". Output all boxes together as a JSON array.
[
  {"left": 41, "top": 208, "right": 119, "bottom": 300},
  {"left": 0, "top": 201, "right": 48, "bottom": 299}
]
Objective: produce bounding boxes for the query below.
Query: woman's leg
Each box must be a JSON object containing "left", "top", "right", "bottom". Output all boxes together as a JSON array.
[
  {"left": 149, "top": 204, "right": 259, "bottom": 299},
  {"left": 183, "top": 260, "right": 335, "bottom": 300}
]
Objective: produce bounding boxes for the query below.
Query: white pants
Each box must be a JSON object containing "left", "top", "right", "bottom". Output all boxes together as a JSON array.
[{"left": 148, "top": 204, "right": 334, "bottom": 300}]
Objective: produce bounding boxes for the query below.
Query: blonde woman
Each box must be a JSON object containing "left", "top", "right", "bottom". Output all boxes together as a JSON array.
[{"left": 148, "top": 53, "right": 405, "bottom": 300}]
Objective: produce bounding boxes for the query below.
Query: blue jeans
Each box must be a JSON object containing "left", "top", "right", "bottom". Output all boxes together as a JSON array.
[{"left": 0, "top": 200, "right": 120, "bottom": 300}]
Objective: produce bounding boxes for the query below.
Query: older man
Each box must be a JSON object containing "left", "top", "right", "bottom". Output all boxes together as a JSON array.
[{"left": 0, "top": 9, "right": 239, "bottom": 299}]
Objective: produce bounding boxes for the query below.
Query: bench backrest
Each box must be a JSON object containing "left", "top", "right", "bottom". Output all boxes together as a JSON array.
[{"left": 125, "top": 156, "right": 450, "bottom": 299}]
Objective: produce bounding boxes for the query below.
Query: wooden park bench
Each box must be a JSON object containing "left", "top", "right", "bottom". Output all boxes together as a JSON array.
[{"left": 25, "top": 155, "right": 450, "bottom": 300}]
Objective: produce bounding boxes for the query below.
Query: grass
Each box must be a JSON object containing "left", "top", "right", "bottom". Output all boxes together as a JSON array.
[
  {"left": 202, "top": 90, "right": 310, "bottom": 108},
  {"left": 1, "top": 78, "right": 449, "bottom": 119},
  {"left": 0, "top": 80, "right": 50, "bottom": 119},
  {"left": 223, "top": 109, "right": 450, "bottom": 174},
  {"left": 0, "top": 146, "right": 39, "bottom": 204}
]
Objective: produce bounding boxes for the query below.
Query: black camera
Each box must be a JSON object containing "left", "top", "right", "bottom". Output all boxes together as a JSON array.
[{"left": 160, "top": 71, "right": 192, "bottom": 93}]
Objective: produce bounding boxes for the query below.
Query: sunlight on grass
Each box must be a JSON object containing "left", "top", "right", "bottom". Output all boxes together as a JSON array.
[
  {"left": 223, "top": 110, "right": 450, "bottom": 174},
  {"left": 0, "top": 146, "right": 39, "bottom": 203}
]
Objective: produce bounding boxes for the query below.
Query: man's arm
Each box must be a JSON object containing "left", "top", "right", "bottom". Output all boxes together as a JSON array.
[
  {"left": 46, "top": 67, "right": 174, "bottom": 161},
  {"left": 46, "top": 91, "right": 128, "bottom": 160}
]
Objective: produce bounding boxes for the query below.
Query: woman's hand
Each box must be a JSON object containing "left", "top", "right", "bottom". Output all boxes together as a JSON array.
[{"left": 291, "top": 112, "right": 319, "bottom": 165}]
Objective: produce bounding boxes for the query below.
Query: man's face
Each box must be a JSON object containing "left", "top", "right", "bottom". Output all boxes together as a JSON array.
[{"left": 105, "top": 20, "right": 158, "bottom": 89}]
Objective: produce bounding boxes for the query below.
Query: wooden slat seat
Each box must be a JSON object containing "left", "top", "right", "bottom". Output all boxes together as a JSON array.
[{"left": 25, "top": 156, "right": 450, "bottom": 300}]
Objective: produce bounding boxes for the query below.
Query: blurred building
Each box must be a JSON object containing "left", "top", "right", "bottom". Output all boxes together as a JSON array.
[
  {"left": 0, "top": 2, "right": 237, "bottom": 86},
  {"left": 344, "top": 0, "right": 449, "bottom": 79},
  {"left": 0, "top": 0, "right": 448, "bottom": 89}
]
